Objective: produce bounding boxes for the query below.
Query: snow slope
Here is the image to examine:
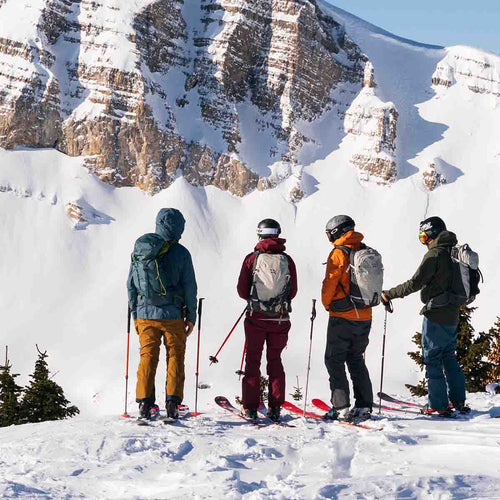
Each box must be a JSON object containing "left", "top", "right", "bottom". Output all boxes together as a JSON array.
[{"left": 1, "top": 393, "right": 500, "bottom": 498}]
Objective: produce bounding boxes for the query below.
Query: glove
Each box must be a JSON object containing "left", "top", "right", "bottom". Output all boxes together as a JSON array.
[{"left": 381, "top": 292, "right": 390, "bottom": 305}]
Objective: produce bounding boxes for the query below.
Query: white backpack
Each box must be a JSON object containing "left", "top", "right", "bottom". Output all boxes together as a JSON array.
[
  {"left": 332, "top": 245, "right": 384, "bottom": 311},
  {"left": 249, "top": 253, "right": 291, "bottom": 314}
]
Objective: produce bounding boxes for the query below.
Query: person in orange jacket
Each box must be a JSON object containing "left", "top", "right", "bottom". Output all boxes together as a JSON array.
[{"left": 321, "top": 215, "right": 373, "bottom": 422}]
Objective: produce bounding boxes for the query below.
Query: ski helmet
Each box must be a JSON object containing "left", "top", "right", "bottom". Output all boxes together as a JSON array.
[
  {"left": 325, "top": 215, "right": 355, "bottom": 242},
  {"left": 257, "top": 218, "right": 281, "bottom": 239},
  {"left": 419, "top": 216, "right": 446, "bottom": 244}
]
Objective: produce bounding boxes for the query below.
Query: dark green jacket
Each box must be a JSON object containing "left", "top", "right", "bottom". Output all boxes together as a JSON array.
[
  {"left": 385, "top": 231, "right": 459, "bottom": 326},
  {"left": 127, "top": 208, "right": 198, "bottom": 324}
]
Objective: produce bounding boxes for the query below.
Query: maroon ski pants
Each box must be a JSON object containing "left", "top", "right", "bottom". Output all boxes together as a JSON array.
[{"left": 242, "top": 317, "right": 290, "bottom": 410}]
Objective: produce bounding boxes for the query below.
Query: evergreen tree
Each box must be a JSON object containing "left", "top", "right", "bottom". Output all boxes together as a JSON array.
[
  {"left": 405, "top": 332, "right": 428, "bottom": 396},
  {"left": 21, "top": 346, "right": 79, "bottom": 423},
  {"left": 0, "top": 358, "right": 23, "bottom": 427},
  {"left": 456, "top": 307, "right": 493, "bottom": 392},
  {"left": 406, "top": 307, "right": 495, "bottom": 395},
  {"left": 290, "top": 376, "right": 303, "bottom": 401},
  {"left": 485, "top": 317, "right": 500, "bottom": 383},
  {"left": 259, "top": 375, "right": 269, "bottom": 404}
]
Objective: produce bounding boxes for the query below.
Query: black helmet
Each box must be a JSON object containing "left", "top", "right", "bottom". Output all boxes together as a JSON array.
[
  {"left": 257, "top": 218, "right": 281, "bottom": 239},
  {"left": 325, "top": 215, "right": 355, "bottom": 242},
  {"left": 419, "top": 216, "right": 446, "bottom": 244}
]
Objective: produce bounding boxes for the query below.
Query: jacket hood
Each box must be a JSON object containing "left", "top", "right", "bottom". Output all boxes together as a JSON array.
[
  {"left": 332, "top": 230, "right": 364, "bottom": 248},
  {"left": 255, "top": 237, "right": 286, "bottom": 253},
  {"left": 429, "top": 230, "right": 457, "bottom": 249},
  {"left": 133, "top": 233, "right": 166, "bottom": 261},
  {"left": 155, "top": 208, "right": 185, "bottom": 242}
]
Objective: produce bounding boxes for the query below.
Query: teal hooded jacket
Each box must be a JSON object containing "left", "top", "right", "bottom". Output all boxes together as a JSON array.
[{"left": 127, "top": 208, "right": 198, "bottom": 324}]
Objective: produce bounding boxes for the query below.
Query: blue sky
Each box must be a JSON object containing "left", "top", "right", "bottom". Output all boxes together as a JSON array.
[{"left": 325, "top": 0, "right": 500, "bottom": 55}]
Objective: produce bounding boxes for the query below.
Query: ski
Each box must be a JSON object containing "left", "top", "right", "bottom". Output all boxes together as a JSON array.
[
  {"left": 377, "top": 392, "right": 424, "bottom": 409},
  {"left": 131, "top": 403, "right": 189, "bottom": 426},
  {"left": 283, "top": 400, "right": 381, "bottom": 431},
  {"left": 257, "top": 402, "right": 295, "bottom": 428},
  {"left": 373, "top": 404, "right": 422, "bottom": 416},
  {"left": 311, "top": 399, "right": 383, "bottom": 429},
  {"left": 215, "top": 396, "right": 266, "bottom": 427}
]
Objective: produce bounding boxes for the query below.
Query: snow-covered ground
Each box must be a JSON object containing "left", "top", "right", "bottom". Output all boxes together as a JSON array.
[{"left": 1, "top": 393, "right": 500, "bottom": 498}]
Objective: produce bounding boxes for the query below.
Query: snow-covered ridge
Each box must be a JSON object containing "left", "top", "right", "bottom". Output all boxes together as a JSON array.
[
  {"left": 1, "top": 393, "right": 500, "bottom": 498},
  {"left": 432, "top": 46, "right": 500, "bottom": 97}
]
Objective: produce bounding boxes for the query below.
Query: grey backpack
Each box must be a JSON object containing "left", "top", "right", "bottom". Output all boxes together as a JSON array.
[
  {"left": 332, "top": 245, "right": 384, "bottom": 311},
  {"left": 249, "top": 252, "right": 291, "bottom": 315},
  {"left": 425, "top": 243, "right": 482, "bottom": 311}
]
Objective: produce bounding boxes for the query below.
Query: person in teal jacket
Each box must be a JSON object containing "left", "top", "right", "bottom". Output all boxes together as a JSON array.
[{"left": 127, "top": 208, "right": 197, "bottom": 419}]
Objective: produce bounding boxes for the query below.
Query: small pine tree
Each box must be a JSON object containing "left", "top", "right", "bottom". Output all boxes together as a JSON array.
[
  {"left": 456, "top": 307, "right": 493, "bottom": 392},
  {"left": 21, "top": 346, "right": 79, "bottom": 423},
  {"left": 290, "top": 376, "right": 303, "bottom": 401},
  {"left": 405, "top": 332, "right": 428, "bottom": 396},
  {"left": 0, "top": 358, "right": 23, "bottom": 427},
  {"left": 486, "top": 317, "right": 500, "bottom": 383},
  {"left": 259, "top": 375, "right": 269, "bottom": 404}
]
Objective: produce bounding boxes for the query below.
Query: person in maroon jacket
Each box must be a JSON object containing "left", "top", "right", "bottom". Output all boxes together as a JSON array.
[{"left": 237, "top": 219, "right": 298, "bottom": 422}]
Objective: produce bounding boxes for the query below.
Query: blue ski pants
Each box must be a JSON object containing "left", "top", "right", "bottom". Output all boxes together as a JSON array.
[{"left": 422, "top": 318, "right": 466, "bottom": 411}]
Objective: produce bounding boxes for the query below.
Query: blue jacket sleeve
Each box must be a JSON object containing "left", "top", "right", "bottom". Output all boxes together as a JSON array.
[
  {"left": 127, "top": 262, "right": 138, "bottom": 320},
  {"left": 181, "top": 250, "right": 198, "bottom": 324}
]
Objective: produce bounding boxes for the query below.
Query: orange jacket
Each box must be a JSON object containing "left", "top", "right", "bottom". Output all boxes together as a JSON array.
[{"left": 321, "top": 230, "right": 372, "bottom": 322}]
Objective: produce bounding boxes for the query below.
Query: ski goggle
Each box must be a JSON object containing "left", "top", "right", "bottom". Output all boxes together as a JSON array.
[{"left": 419, "top": 231, "right": 429, "bottom": 244}]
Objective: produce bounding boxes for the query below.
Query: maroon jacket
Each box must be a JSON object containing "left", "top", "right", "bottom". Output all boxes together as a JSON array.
[{"left": 237, "top": 238, "right": 298, "bottom": 318}]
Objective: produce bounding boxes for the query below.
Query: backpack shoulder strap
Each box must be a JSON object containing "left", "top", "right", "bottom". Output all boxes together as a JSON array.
[{"left": 251, "top": 250, "right": 261, "bottom": 275}]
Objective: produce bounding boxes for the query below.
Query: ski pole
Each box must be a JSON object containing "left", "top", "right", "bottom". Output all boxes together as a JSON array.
[
  {"left": 193, "top": 298, "right": 205, "bottom": 417},
  {"left": 122, "top": 306, "right": 132, "bottom": 418},
  {"left": 235, "top": 341, "right": 247, "bottom": 379},
  {"left": 303, "top": 299, "right": 317, "bottom": 416},
  {"left": 378, "top": 299, "right": 393, "bottom": 414},
  {"left": 209, "top": 306, "right": 247, "bottom": 365}
]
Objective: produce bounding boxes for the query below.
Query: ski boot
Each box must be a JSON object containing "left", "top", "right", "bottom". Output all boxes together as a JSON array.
[
  {"left": 166, "top": 400, "right": 179, "bottom": 420},
  {"left": 268, "top": 406, "right": 281, "bottom": 422},
  {"left": 344, "top": 407, "right": 372, "bottom": 423},
  {"left": 451, "top": 400, "right": 471, "bottom": 414},
  {"left": 243, "top": 408, "right": 258, "bottom": 421},
  {"left": 323, "top": 408, "right": 340, "bottom": 420},
  {"left": 139, "top": 402, "right": 152, "bottom": 419}
]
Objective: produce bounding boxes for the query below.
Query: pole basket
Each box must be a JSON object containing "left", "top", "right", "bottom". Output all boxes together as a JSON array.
[
  {"left": 121, "top": 413, "right": 131, "bottom": 418},
  {"left": 235, "top": 370, "right": 244, "bottom": 376},
  {"left": 209, "top": 355, "right": 219, "bottom": 364}
]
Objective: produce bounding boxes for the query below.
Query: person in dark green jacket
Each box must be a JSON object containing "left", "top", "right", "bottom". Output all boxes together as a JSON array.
[
  {"left": 382, "top": 216, "right": 468, "bottom": 415},
  {"left": 127, "top": 208, "right": 197, "bottom": 420}
]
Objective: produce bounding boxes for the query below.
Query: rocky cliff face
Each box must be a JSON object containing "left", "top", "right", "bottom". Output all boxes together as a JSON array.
[
  {"left": 0, "top": 0, "right": 366, "bottom": 196},
  {"left": 343, "top": 62, "right": 398, "bottom": 183}
]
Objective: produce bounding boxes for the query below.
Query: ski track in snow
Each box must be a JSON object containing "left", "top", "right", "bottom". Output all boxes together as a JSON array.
[{"left": 1, "top": 394, "right": 500, "bottom": 499}]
